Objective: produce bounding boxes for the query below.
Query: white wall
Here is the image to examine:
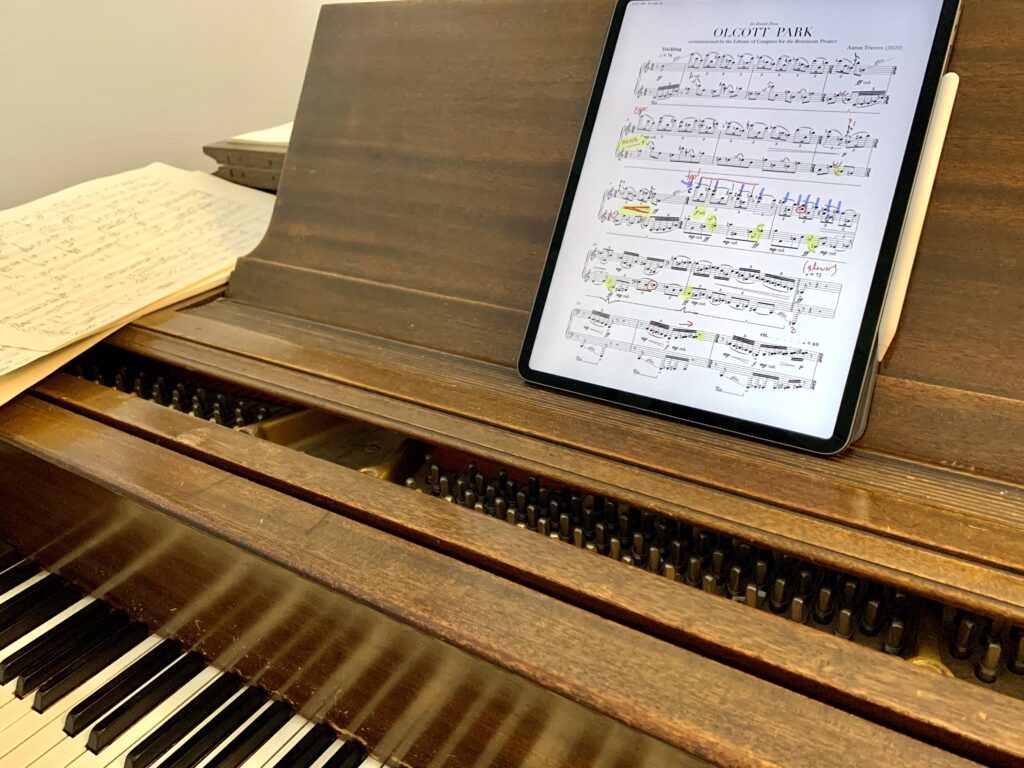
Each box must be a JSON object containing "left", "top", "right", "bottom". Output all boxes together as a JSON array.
[{"left": 0, "top": 1, "right": 329, "bottom": 210}]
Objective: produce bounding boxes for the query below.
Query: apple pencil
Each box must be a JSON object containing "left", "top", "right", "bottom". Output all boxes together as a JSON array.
[{"left": 878, "top": 71, "right": 959, "bottom": 361}]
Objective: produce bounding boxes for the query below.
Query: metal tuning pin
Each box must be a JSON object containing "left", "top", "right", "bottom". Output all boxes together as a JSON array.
[
  {"left": 684, "top": 555, "right": 703, "bottom": 587},
  {"left": 813, "top": 583, "right": 836, "bottom": 626},
  {"left": 883, "top": 619, "right": 906, "bottom": 656},
  {"left": 951, "top": 612, "right": 980, "bottom": 660},
  {"left": 977, "top": 640, "right": 1003, "bottom": 684},
  {"left": 859, "top": 597, "right": 883, "bottom": 638},
  {"left": 835, "top": 608, "right": 855, "bottom": 640},
  {"left": 646, "top": 546, "right": 661, "bottom": 574}
]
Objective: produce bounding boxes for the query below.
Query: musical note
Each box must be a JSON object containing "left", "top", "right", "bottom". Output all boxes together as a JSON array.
[
  {"left": 644, "top": 52, "right": 897, "bottom": 77},
  {"left": 567, "top": 308, "right": 820, "bottom": 393},
  {"left": 635, "top": 51, "right": 896, "bottom": 109},
  {"left": 620, "top": 115, "right": 879, "bottom": 150},
  {"left": 600, "top": 181, "right": 858, "bottom": 257},
  {"left": 583, "top": 247, "right": 840, "bottom": 329}
]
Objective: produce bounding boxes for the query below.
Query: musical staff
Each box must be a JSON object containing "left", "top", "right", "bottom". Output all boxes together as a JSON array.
[
  {"left": 567, "top": 308, "right": 819, "bottom": 392},
  {"left": 643, "top": 52, "right": 897, "bottom": 77},
  {"left": 600, "top": 181, "right": 858, "bottom": 258},
  {"left": 638, "top": 83, "right": 891, "bottom": 107},
  {"left": 621, "top": 115, "right": 879, "bottom": 151},
  {"left": 616, "top": 145, "right": 871, "bottom": 178},
  {"left": 582, "top": 247, "right": 841, "bottom": 330},
  {"left": 634, "top": 51, "right": 896, "bottom": 109}
]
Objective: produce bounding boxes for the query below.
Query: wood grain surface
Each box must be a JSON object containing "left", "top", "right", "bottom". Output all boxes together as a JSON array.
[
  {"left": 113, "top": 310, "right": 1024, "bottom": 626},
  {"left": 31, "top": 372, "right": 1024, "bottom": 767},
  {"left": 0, "top": 396, "right": 980, "bottom": 768}
]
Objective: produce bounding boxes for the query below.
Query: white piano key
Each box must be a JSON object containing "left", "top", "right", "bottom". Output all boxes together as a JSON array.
[
  {"left": 0, "top": 597, "right": 95, "bottom": 712},
  {"left": 358, "top": 757, "right": 384, "bottom": 768},
  {"left": 236, "top": 714, "right": 310, "bottom": 768},
  {"left": 193, "top": 699, "right": 274, "bottom": 767},
  {"left": 309, "top": 741, "right": 343, "bottom": 768},
  {"left": 45, "top": 664, "right": 221, "bottom": 768},
  {"left": 0, "top": 598, "right": 107, "bottom": 730},
  {"left": 260, "top": 720, "right": 316, "bottom": 768},
  {"left": 94, "top": 665, "right": 226, "bottom": 768},
  {"left": 0, "top": 570, "right": 47, "bottom": 607},
  {"left": 137, "top": 685, "right": 249, "bottom": 768},
  {"left": 0, "top": 635, "right": 162, "bottom": 765}
]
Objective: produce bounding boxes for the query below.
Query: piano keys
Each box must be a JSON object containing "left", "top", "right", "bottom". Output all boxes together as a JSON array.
[{"left": 0, "top": 551, "right": 377, "bottom": 768}]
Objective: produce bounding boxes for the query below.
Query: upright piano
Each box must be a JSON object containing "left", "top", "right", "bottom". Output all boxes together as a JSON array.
[{"left": 1, "top": 0, "right": 1022, "bottom": 765}]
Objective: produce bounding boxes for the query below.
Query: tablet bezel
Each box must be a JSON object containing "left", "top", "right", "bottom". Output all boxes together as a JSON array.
[{"left": 518, "top": 0, "right": 962, "bottom": 455}]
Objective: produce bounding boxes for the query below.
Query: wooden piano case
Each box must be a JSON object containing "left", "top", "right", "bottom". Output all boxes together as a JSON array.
[{"left": 2, "top": 0, "right": 1023, "bottom": 765}]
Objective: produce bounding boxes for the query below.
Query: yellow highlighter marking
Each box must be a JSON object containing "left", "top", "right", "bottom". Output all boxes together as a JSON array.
[{"left": 616, "top": 134, "right": 650, "bottom": 154}]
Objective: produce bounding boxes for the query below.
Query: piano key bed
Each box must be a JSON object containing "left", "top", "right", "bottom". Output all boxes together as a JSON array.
[{"left": 0, "top": 541, "right": 378, "bottom": 768}]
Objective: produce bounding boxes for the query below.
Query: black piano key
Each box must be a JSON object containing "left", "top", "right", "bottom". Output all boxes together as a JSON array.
[
  {"left": 0, "top": 558, "right": 38, "bottom": 597},
  {"left": 0, "top": 540, "right": 18, "bottom": 572},
  {"left": 0, "top": 573, "right": 68, "bottom": 635},
  {"left": 323, "top": 740, "right": 369, "bottom": 768},
  {"left": 17, "top": 610, "right": 131, "bottom": 696},
  {"left": 276, "top": 723, "right": 337, "bottom": 768},
  {"left": 65, "top": 637, "right": 183, "bottom": 736},
  {"left": 1, "top": 600, "right": 111, "bottom": 684},
  {"left": 87, "top": 650, "right": 207, "bottom": 753},
  {"left": 124, "top": 672, "right": 243, "bottom": 768},
  {"left": 0, "top": 584, "right": 80, "bottom": 649},
  {"left": 34, "top": 621, "right": 149, "bottom": 712},
  {"left": 160, "top": 686, "right": 266, "bottom": 768},
  {"left": 206, "top": 699, "right": 293, "bottom": 768}
]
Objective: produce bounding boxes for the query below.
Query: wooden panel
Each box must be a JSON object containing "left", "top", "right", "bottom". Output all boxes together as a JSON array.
[
  {"left": 231, "top": 259, "right": 527, "bottom": 366},
  {"left": 0, "top": 396, "right": 975, "bottom": 767},
  {"left": 232, "top": 0, "right": 613, "bottom": 318},
  {"left": 32, "top": 372, "right": 1024, "bottom": 767},
  {"left": 881, "top": 0, "right": 1024, "bottom": 401}
]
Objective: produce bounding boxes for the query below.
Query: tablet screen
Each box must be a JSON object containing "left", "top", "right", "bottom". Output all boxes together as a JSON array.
[{"left": 521, "top": 0, "right": 952, "bottom": 450}]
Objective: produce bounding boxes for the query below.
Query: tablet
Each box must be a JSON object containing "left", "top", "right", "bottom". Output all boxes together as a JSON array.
[{"left": 518, "top": 0, "right": 962, "bottom": 455}]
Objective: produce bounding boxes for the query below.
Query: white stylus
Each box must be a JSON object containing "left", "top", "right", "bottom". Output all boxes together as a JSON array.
[{"left": 877, "top": 71, "right": 959, "bottom": 361}]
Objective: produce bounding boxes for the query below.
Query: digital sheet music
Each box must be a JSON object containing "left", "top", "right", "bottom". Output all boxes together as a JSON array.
[{"left": 528, "top": 0, "right": 944, "bottom": 438}]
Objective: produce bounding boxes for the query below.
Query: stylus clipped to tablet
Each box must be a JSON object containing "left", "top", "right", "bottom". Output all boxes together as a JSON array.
[{"left": 878, "top": 71, "right": 959, "bottom": 362}]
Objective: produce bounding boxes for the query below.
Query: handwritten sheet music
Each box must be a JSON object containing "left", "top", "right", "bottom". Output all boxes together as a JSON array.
[
  {"left": 0, "top": 163, "right": 272, "bottom": 353},
  {"left": 527, "top": 0, "right": 944, "bottom": 439},
  {"left": 0, "top": 163, "right": 273, "bottom": 405}
]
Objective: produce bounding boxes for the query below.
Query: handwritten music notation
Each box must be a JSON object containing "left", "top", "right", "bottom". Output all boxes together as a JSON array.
[
  {"left": 567, "top": 308, "right": 819, "bottom": 393},
  {"left": 583, "top": 246, "right": 841, "bottom": 329},
  {"left": 634, "top": 51, "right": 896, "bottom": 109},
  {"left": 621, "top": 115, "right": 879, "bottom": 151},
  {"left": 0, "top": 165, "right": 271, "bottom": 352},
  {"left": 643, "top": 52, "right": 898, "bottom": 78},
  {"left": 600, "top": 180, "right": 858, "bottom": 258}
]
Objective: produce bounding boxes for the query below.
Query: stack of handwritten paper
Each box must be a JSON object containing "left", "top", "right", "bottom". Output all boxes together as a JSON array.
[{"left": 0, "top": 162, "right": 274, "bottom": 407}]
